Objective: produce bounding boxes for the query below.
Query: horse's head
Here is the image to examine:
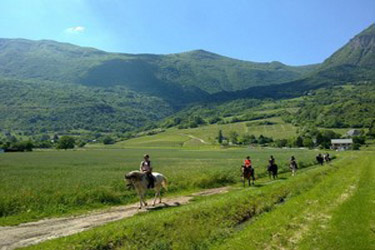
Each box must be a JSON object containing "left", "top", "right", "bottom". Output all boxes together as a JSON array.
[{"left": 124, "top": 171, "right": 145, "bottom": 182}]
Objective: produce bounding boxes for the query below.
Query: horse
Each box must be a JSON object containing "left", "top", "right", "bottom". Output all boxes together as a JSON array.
[
  {"left": 268, "top": 163, "right": 278, "bottom": 179},
  {"left": 241, "top": 165, "right": 255, "bottom": 186},
  {"left": 124, "top": 171, "right": 168, "bottom": 209}
]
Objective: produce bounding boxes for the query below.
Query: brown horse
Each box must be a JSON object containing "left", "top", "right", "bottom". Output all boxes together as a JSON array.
[{"left": 241, "top": 165, "right": 255, "bottom": 186}]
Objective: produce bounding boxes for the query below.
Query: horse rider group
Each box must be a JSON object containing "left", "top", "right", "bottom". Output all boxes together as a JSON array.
[
  {"left": 316, "top": 153, "right": 331, "bottom": 165},
  {"left": 138, "top": 152, "right": 332, "bottom": 190},
  {"left": 241, "top": 155, "right": 300, "bottom": 183}
]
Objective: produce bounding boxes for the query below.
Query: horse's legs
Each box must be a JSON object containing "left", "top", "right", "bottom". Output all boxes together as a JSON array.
[
  {"left": 140, "top": 193, "right": 147, "bottom": 207},
  {"left": 248, "top": 178, "right": 250, "bottom": 187},
  {"left": 136, "top": 190, "right": 143, "bottom": 209},
  {"left": 153, "top": 188, "right": 159, "bottom": 206},
  {"left": 153, "top": 186, "right": 163, "bottom": 206}
]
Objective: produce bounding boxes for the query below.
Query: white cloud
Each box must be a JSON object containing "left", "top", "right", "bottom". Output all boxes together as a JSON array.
[{"left": 65, "top": 26, "right": 86, "bottom": 34}]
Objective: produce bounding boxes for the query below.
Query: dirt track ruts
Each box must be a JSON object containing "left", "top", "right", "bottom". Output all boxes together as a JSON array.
[{"left": 0, "top": 187, "right": 230, "bottom": 250}]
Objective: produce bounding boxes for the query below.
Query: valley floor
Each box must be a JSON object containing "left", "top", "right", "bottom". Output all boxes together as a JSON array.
[{"left": 14, "top": 151, "right": 374, "bottom": 250}]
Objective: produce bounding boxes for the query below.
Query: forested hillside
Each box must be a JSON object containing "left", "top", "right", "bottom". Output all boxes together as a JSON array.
[
  {"left": 0, "top": 24, "right": 374, "bottom": 135},
  {"left": 0, "top": 39, "right": 315, "bottom": 100},
  {"left": 0, "top": 78, "right": 173, "bottom": 133}
]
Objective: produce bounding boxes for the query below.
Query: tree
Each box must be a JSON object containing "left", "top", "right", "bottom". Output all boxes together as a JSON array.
[
  {"left": 76, "top": 140, "right": 87, "bottom": 148},
  {"left": 217, "top": 130, "right": 224, "bottom": 144},
  {"left": 295, "top": 136, "right": 304, "bottom": 147},
  {"left": 368, "top": 120, "right": 375, "bottom": 138},
  {"left": 353, "top": 136, "right": 366, "bottom": 145},
  {"left": 275, "top": 139, "right": 288, "bottom": 148},
  {"left": 228, "top": 131, "right": 239, "bottom": 144},
  {"left": 103, "top": 136, "right": 115, "bottom": 145},
  {"left": 303, "top": 137, "right": 314, "bottom": 149},
  {"left": 258, "top": 135, "right": 273, "bottom": 145},
  {"left": 56, "top": 136, "right": 75, "bottom": 149},
  {"left": 239, "top": 134, "right": 253, "bottom": 145}
]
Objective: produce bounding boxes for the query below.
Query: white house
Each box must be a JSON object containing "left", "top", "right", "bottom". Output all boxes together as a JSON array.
[{"left": 331, "top": 139, "right": 353, "bottom": 151}]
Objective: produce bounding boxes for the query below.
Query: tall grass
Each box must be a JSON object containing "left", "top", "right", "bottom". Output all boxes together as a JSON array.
[
  {"left": 0, "top": 148, "right": 319, "bottom": 225},
  {"left": 23, "top": 153, "right": 340, "bottom": 250}
]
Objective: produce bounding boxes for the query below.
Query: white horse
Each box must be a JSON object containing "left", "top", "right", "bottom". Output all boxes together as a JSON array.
[{"left": 124, "top": 171, "right": 168, "bottom": 209}]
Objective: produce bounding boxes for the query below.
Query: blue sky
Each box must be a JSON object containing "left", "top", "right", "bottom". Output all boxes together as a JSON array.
[{"left": 0, "top": 0, "right": 373, "bottom": 65}]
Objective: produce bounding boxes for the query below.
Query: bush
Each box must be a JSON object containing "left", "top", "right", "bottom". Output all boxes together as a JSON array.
[
  {"left": 102, "top": 136, "right": 115, "bottom": 145},
  {"left": 76, "top": 140, "right": 87, "bottom": 148},
  {"left": 56, "top": 136, "right": 75, "bottom": 149},
  {"left": 352, "top": 143, "right": 361, "bottom": 150},
  {"left": 5, "top": 140, "right": 34, "bottom": 152}
]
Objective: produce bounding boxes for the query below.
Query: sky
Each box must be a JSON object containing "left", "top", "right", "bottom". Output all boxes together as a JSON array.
[{"left": 0, "top": 0, "right": 374, "bottom": 65}]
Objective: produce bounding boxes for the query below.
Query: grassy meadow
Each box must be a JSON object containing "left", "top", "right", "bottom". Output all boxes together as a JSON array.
[
  {"left": 105, "top": 117, "right": 299, "bottom": 149},
  {"left": 0, "top": 147, "right": 319, "bottom": 226},
  {"left": 22, "top": 151, "right": 374, "bottom": 250}
]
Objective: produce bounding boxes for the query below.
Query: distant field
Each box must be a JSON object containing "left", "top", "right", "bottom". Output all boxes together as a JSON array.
[
  {"left": 0, "top": 147, "right": 319, "bottom": 225},
  {"left": 111, "top": 117, "right": 298, "bottom": 149},
  {"left": 112, "top": 116, "right": 354, "bottom": 149}
]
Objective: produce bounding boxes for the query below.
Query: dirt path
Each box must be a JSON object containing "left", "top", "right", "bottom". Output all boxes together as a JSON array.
[
  {"left": 0, "top": 187, "right": 230, "bottom": 250},
  {"left": 187, "top": 135, "right": 208, "bottom": 144}
]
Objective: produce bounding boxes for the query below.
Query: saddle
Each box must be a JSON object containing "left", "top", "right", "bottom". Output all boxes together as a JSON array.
[
  {"left": 145, "top": 172, "right": 155, "bottom": 189},
  {"left": 242, "top": 165, "right": 254, "bottom": 177}
]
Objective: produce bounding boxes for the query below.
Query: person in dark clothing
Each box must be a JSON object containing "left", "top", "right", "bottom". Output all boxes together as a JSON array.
[
  {"left": 290, "top": 156, "right": 298, "bottom": 176},
  {"left": 140, "top": 154, "right": 154, "bottom": 188},
  {"left": 324, "top": 153, "right": 331, "bottom": 163},
  {"left": 316, "top": 154, "right": 324, "bottom": 165},
  {"left": 268, "top": 155, "right": 278, "bottom": 179}
]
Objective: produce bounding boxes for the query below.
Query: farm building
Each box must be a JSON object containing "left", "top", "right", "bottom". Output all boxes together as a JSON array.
[
  {"left": 346, "top": 129, "right": 361, "bottom": 137},
  {"left": 331, "top": 139, "right": 353, "bottom": 151}
]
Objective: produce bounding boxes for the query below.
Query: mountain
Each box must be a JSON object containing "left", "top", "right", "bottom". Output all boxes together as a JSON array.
[
  {"left": 321, "top": 24, "right": 375, "bottom": 69},
  {"left": 0, "top": 78, "right": 174, "bottom": 133},
  {"left": 214, "top": 23, "right": 375, "bottom": 101},
  {"left": 0, "top": 39, "right": 317, "bottom": 105},
  {"left": 1, "top": 24, "right": 374, "bottom": 135}
]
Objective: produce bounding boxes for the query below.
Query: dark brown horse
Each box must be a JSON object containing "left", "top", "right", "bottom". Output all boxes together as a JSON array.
[{"left": 241, "top": 165, "right": 255, "bottom": 186}]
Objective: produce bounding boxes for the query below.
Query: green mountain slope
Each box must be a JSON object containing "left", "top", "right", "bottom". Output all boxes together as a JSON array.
[
  {"left": 1, "top": 24, "right": 374, "bottom": 134},
  {"left": 0, "top": 39, "right": 317, "bottom": 101},
  {"left": 0, "top": 78, "right": 173, "bottom": 133},
  {"left": 212, "top": 23, "right": 375, "bottom": 101},
  {"left": 321, "top": 24, "right": 375, "bottom": 69}
]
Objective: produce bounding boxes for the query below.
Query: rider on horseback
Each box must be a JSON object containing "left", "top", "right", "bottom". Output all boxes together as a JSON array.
[
  {"left": 268, "top": 155, "right": 278, "bottom": 179},
  {"left": 140, "top": 154, "right": 155, "bottom": 189},
  {"left": 242, "top": 156, "right": 255, "bottom": 186},
  {"left": 244, "top": 156, "right": 252, "bottom": 169}
]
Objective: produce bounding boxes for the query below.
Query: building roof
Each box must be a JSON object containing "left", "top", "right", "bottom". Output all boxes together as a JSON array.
[{"left": 331, "top": 139, "right": 353, "bottom": 144}]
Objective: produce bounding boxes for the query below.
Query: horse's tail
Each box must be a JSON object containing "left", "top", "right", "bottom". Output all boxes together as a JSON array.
[{"left": 161, "top": 176, "right": 168, "bottom": 191}]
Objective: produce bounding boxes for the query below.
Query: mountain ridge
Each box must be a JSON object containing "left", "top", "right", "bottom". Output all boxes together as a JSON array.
[
  {"left": 0, "top": 37, "right": 318, "bottom": 97},
  {"left": 1, "top": 23, "right": 374, "bottom": 134}
]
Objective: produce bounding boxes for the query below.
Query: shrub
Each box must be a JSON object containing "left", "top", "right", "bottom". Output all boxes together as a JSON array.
[
  {"left": 102, "top": 136, "right": 115, "bottom": 145},
  {"left": 56, "top": 136, "right": 75, "bottom": 149}
]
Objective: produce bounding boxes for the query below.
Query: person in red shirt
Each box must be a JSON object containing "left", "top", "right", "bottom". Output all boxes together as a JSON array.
[
  {"left": 242, "top": 156, "right": 255, "bottom": 186},
  {"left": 244, "top": 156, "right": 252, "bottom": 168}
]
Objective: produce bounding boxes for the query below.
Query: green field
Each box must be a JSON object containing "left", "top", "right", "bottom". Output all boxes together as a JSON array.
[
  {"left": 0, "top": 147, "right": 319, "bottom": 226},
  {"left": 103, "top": 116, "right": 357, "bottom": 149},
  {"left": 108, "top": 117, "right": 298, "bottom": 149},
  {"left": 21, "top": 151, "right": 375, "bottom": 250}
]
